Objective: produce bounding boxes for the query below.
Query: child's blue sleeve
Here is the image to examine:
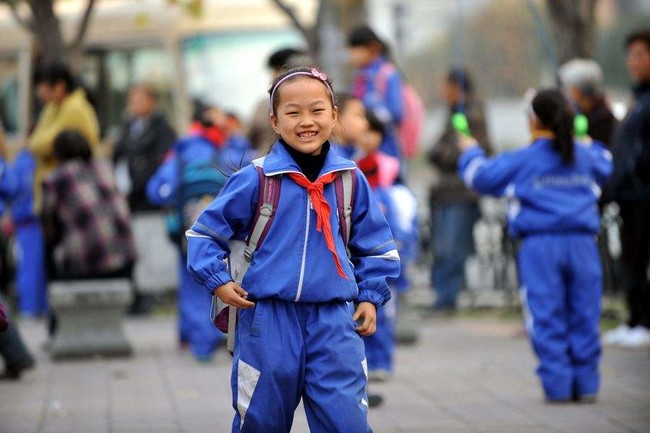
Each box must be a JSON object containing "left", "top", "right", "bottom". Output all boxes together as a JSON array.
[
  {"left": 458, "top": 145, "right": 520, "bottom": 196},
  {"left": 583, "top": 140, "right": 613, "bottom": 188},
  {"left": 186, "top": 165, "right": 258, "bottom": 295},
  {"left": 348, "top": 169, "right": 401, "bottom": 308},
  {"left": 146, "top": 153, "right": 179, "bottom": 206}
]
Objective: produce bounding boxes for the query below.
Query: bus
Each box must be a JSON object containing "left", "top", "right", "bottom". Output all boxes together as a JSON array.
[{"left": 0, "top": 0, "right": 314, "bottom": 147}]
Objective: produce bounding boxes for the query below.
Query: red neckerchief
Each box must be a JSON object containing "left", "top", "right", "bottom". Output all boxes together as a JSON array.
[{"left": 287, "top": 172, "right": 349, "bottom": 280}]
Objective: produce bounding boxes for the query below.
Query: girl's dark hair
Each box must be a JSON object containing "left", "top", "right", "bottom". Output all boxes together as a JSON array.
[
  {"left": 192, "top": 99, "right": 214, "bottom": 128},
  {"left": 366, "top": 110, "right": 385, "bottom": 138},
  {"left": 347, "top": 25, "right": 389, "bottom": 56},
  {"left": 531, "top": 88, "right": 575, "bottom": 165},
  {"left": 268, "top": 66, "right": 335, "bottom": 115},
  {"left": 53, "top": 130, "right": 92, "bottom": 163}
]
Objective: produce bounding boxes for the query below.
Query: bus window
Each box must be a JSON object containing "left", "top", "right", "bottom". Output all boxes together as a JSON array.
[
  {"left": 182, "top": 30, "right": 305, "bottom": 120},
  {"left": 0, "top": 56, "right": 19, "bottom": 134},
  {"left": 83, "top": 46, "right": 175, "bottom": 139}
]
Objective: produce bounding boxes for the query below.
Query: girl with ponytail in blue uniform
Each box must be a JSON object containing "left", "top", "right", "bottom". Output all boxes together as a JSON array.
[
  {"left": 458, "top": 89, "right": 612, "bottom": 403},
  {"left": 186, "top": 67, "right": 400, "bottom": 432}
]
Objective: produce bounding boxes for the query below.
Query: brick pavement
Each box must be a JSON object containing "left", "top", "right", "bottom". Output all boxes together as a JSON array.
[{"left": 1, "top": 312, "right": 648, "bottom": 433}]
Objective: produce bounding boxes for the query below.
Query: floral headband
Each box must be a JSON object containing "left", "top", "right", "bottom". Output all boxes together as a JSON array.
[{"left": 269, "top": 68, "right": 335, "bottom": 113}]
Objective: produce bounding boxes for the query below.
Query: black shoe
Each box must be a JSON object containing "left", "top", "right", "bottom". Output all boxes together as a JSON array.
[
  {"left": 127, "top": 294, "right": 156, "bottom": 316},
  {"left": 368, "top": 393, "right": 384, "bottom": 408},
  {"left": 0, "top": 356, "right": 35, "bottom": 380},
  {"left": 574, "top": 394, "right": 597, "bottom": 404}
]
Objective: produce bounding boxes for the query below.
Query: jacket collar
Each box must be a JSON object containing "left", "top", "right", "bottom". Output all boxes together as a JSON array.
[{"left": 263, "top": 139, "right": 356, "bottom": 177}]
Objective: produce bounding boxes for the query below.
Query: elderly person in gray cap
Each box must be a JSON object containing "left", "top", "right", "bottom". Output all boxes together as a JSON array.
[{"left": 559, "top": 58, "right": 618, "bottom": 147}]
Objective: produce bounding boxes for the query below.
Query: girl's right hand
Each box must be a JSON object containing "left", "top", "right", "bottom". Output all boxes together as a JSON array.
[
  {"left": 214, "top": 282, "right": 255, "bottom": 309},
  {"left": 458, "top": 134, "right": 479, "bottom": 152}
]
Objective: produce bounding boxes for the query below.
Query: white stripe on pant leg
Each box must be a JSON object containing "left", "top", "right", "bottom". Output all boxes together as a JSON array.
[
  {"left": 361, "top": 358, "right": 368, "bottom": 408},
  {"left": 237, "top": 360, "right": 261, "bottom": 428},
  {"left": 520, "top": 285, "right": 534, "bottom": 337}
]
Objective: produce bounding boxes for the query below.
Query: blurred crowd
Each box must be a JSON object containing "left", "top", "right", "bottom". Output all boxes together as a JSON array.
[{"left": 0, "top": 22, "right": 648, "bottom": 410}]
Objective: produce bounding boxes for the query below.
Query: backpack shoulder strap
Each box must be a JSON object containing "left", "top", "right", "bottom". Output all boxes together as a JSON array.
[
  {"left": 222, "top": 156, "right": 281, "bottom": 355},
  {"left": 241, "top": 157, "right": 281, "bottom": 278},
  {"left": 334, "top": 169, "right": 356, "bottom": 250}
]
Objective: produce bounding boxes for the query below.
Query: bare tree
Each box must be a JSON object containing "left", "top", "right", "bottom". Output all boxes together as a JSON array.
[
  {"left": 270, "top": 0, "right": 366, "bottom": 59},
  {"left": 0, "top": 0, "right": 97, "bottom": 69},
  {"left": 545, "top": 0, "right": 599, "bottom": 64},
  {"left": 270, "top": 0, "right": 366, "bottom": 86}
]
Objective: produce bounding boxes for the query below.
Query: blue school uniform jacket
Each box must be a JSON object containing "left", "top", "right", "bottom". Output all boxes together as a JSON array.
[
  {"left": 186, "top": 141, "right": 400, "bottom": 307},
  {"left": 0, "top": 157, "right": 18, "bottom": 203},
  {"left": 352, "top": 57, "right": 404, "bottom": 158},
  {"left": 458, "top": 137, "right": 612, "bottom": 237},
  {"left": 5, "top": 151, "right": 35, "bottom": 222},
  {"left": 146, "top": 133, "right": 221, "bottom": 206}
]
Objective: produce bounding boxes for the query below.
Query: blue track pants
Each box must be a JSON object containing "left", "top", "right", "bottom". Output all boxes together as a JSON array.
[
  {"left": 518, "top": 233, "right": 602, "bottom": 401},
  {"left": 231, "top": 299, "right": 371, "bottom": 433}
]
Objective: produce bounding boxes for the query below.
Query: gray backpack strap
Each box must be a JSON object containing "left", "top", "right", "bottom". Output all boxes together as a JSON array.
[
  {"left": 334, "top": 169, "right": 355, "bottom": 253},
  {"left": 224, "top": 157, "right": 282, "bottom": 355}
]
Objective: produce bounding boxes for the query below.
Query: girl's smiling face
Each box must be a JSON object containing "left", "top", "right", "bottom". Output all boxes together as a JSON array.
[{"left": 270, "top": 77, "right": 338, "bottom": 155}]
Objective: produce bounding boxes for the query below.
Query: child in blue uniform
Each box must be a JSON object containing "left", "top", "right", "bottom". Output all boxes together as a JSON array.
[
  {"left": 348, "top": 26, "right": 403, "bottom": 160},
  {"left": 186, "top": 67, "right": 400, "bottom": 432},
  {"left": 458, "top": 89, "right": 612, "bottom": 403},
  {"left": 147, "top": 111, "right": 226, "bottom": 361},
  {"left": 8, "top": 150, "right": 48, "bottom": 317},
  {"left": 356, "top": 112, "right": 417, "bottom": 382},
  {"left": 332, "top": 94, "right": 368, "bottom": 160}
]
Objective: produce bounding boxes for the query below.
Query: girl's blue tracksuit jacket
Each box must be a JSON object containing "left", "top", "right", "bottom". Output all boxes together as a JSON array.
[
  {"left": 186, "top": 142, "right": 400, "bottom": 432},
  {"left": 459, "top": 137, "right": 612, "bottom": 400},
  {"left": 147, "top": 134, "right": 224, "bottom": 359}
]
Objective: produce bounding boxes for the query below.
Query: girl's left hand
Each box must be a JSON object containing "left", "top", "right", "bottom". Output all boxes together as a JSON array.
[{"left": 353, "top": 302, "right": 377, "bottom": 336}]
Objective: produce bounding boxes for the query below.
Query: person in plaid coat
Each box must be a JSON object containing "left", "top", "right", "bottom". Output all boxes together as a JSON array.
[{"left": 41, "top": 130, "right": 136, "bottom": 280}]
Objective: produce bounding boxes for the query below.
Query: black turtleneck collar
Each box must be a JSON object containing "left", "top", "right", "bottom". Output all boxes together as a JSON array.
[
  {"left": 633, "top": 80, "right": 650, "bottom": 98},
  {"left": 280, "top": 140, "right": 330, "bottom": 182}
]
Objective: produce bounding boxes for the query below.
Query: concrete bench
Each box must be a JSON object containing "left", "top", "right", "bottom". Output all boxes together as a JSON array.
[{"left": 49, "top": 279, "right": 133, "bottom": 360}]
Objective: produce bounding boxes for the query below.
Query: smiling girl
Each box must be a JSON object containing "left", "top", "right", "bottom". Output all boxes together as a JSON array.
[{"left": 186, "top": 66, "right": 400, "bottom": 433}]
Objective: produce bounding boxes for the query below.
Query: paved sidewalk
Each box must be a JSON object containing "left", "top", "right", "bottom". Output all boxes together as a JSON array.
[{"left": 1, "top": 313, "right": 648, "bottom": 433}]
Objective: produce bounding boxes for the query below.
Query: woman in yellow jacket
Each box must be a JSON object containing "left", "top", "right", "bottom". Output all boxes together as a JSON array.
[{"left": 29, "top": 63, "right": 100, "bottom": 211}]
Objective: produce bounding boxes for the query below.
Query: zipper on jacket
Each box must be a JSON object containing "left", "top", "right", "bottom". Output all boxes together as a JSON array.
[{"left": 295, "top": 195, "right": 311, "bottom": 301}]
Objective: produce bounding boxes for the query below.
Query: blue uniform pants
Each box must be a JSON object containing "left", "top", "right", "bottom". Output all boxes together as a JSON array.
[
  {"left": 231, "top": 299, "right": 371, "bottom": 433},
  {"left": 364, "top": 293, "right": 397, "bottom": 373},
  {"left": 177, "top": 256, "right": 223, "bottom": 359},
  {"left": 15, "top": 221, "right": 48, "bottom": 316},
  {"left": 518, "top": 234, "right": 602, "bottom": 401}
]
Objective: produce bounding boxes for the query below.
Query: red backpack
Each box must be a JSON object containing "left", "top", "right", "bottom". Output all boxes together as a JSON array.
[{"left": 376, "top": 63, "right": 425, "bottom": 159}]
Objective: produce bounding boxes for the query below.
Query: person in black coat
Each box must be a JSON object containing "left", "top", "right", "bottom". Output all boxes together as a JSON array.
[
  {"left": 113, "top": 83, "right": 177, "bottom": 213},
  {"left": 112, "top": 84, "right": 177, "bottom": 315},
  {"left": 604, "top": 29, "right": 650, "bottom": 349}
]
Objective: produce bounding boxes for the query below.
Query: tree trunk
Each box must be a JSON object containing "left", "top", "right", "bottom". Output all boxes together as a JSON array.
[
  {"left": 545, "top": 0, "right": 598, "bottom": 64},
  {"left": 29, "top": 0, "right": 66, "bottom": 66}
]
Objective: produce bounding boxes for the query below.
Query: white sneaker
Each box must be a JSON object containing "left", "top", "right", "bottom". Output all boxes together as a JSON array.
[
  {"left": 619, "top": 326, "right": 650, "bottom": 349},
  {"left": 602, "top": 324, "right": 630, "bottom": 345}
]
